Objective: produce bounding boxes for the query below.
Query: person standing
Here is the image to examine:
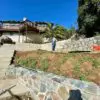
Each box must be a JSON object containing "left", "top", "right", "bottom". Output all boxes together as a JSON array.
[{"left": 52, "top": 37, "right": 57, "bottom": 51}]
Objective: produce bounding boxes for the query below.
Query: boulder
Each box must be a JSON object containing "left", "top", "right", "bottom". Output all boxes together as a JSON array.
[{"left": 0, "top": 36, "right": 15, "bottom": 44}]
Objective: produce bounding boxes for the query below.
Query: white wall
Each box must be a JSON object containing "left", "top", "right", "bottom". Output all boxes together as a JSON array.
[
  {"left": 2, "top": 33, "right": 41, "bottom": 43},
  {"left": 3, "top": 33, "right": 26, "bottom": 43}
]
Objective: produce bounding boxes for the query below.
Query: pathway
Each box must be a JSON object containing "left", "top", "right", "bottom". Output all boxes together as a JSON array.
[
  {"left": 0, "top": 44, "right": 14, "bottom": 78},
  {"left": 0, "top": 44, "right": 30, "bottom": 100}
]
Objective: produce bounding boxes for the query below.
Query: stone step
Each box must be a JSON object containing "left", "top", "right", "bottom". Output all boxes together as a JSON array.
[
  {"left": 0, "top": 58, "right": 11, "bottom": 62},
  {"left": 0, "top": 66, "right": 9, "bottom": 72},
  {"left": 0, "top": 51, "right": 13, "bottom": 54},
  {"left": 0, "top": 52, "right": 13, "bottom": 54},
  {"left": 0, "top": 70, "right": 8, "bottom": 76},
  {"left": 0, "top": 72, "right": 6, "bottom": 76},
  {"left": 0, "top": 51, "right": 13, "bottom": 53},
  {"left": 0, "top": 67, "right": 8, "bottom": 70},
  {"left": 0, "top": 58, "right": 12, "bottom": 62},
  {"left": 0, "top": 70, "right": 6, "bottom": 73},
  {"left": 0, "top": 45, "right": 14, "bottom": 81},
  {"left": 0, "top": 47, "right": 14, "bottom": 50},
  {"left": 0, "top": 47, "right": 15, "bottom": 49},
  {"left": 1, "top": 47, "right": 14, "bottom": 49},
  {"left": 0, "top": 67, "right": 9, "bottom": 70},
  {"left": 0, "top": 75, "right": 6, "bottom": 80},
  {"left": 0, "top": 63, "right": 10, "bottom": 67},
  {"left": 0, "top": 71, "right": 6, "bottom": 77},
  {"left": 0, "top": 60, "right": 10, "bottom": 64},
  {"left": 0, "top": 54, "right": 13, "bottom": 58},
  {"left": 0, "top": 54, "right": 13, "bottom": 57},
  {"left": 1, "top": 44, "right": 15, "bottom": 47},
  {"left": 0, "top": 48, "right": 14, "bottom": 50}
]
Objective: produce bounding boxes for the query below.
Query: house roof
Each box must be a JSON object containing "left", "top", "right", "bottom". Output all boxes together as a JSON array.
[
  {"left": 0, "top": 24, "right": 40, "bottom": 33},
  {"left": 0, "top": 27, "right": 39, "bottom": 33},
  {"left": 0, "top": 19, "right": 50, "bottom": 33},
  {"left": 0, "top": 28, "right": 19, "bottom": 32}
]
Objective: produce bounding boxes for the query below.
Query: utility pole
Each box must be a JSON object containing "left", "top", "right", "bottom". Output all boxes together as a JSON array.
[
  {"left": 18, "top": 29, "right": 20, "bottom": 43},
  {"left": 26, "top": 23, "right": 28, "bottom": 42},
  {"left": 23, "top": 17, "right": 28, "bottom": 42}
]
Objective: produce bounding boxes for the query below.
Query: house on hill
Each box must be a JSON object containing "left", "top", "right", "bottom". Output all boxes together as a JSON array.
[{"left": 0, "top": 19, "right": 49, "bottom": 43}]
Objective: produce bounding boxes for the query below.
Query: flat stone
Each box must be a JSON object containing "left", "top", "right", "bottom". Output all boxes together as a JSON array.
[
  {"left": 83, "top": 83, "right": 100, "bottom": 95},
  {"left": 38, "top": 94, "right": 45, "bottom": 100},
  {"left": 58, "top": 86, "right": 69, "bottom": 100},
  {"left": 40, "top": 82, "right": 46, "bottom": 93}
]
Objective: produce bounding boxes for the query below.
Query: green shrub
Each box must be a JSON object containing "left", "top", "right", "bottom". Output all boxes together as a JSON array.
[{"left": 79, "top": 74, "right": 87, "bottom": 81}]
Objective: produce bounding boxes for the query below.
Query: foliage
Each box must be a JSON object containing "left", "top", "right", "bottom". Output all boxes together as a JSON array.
[
  {"left": 79, "top": 74, "right": 87, "bottom": 81},
  {"left": 43, "top": 23, "right": 76, "bottom": 40},
  {"left": 78, "top": 0, "right": 100, "bottom": 37}
]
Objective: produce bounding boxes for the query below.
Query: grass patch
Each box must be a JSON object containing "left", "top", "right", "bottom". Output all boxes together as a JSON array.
[
  {"left": 79, "top": 74, "right": 87, "bottom": 81},
  {"left": 40, "top": 58, "right": 49, "bottom": 71},
  {"left": 16, "top": 57, "right": 37, "bottom": 69}
]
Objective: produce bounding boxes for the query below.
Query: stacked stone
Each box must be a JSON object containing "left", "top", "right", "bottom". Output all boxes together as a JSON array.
[
  {"left": 7, "top": 66, "right": 100, "bottom": 100},
  {"left": 61, "top": 36, "right": 99, "bottom": 52}
]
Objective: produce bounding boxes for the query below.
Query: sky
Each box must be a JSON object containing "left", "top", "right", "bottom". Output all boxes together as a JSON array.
[{"left": 0, "top": 0, "right": 78, "bottom": 28}]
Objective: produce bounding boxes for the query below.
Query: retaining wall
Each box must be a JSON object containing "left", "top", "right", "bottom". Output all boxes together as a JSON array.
[
  {"left": 14, "top": 36, "right": 100, "bottom": 52},
  {"left": 7, "top": 66, "right": 100, "bottom": 100}
]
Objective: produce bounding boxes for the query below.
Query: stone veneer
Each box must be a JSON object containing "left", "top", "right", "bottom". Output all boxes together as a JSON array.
[
  {"left": 61, "top": 36, "right": 100, "bottom": 52},
  {"left": 0, "top": 92, "right": 32, "bottom": 100},
  {"left": 7, "top": 65, "right": 100, "bottom": 100}
]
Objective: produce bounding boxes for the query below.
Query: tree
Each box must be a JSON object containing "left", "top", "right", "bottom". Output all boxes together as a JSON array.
[
  {"left": 78, "top": 0, "right": 100, "bottom": 37},
  {"left": 43, "top": 23, "right": 76, "bottom": 40},
  {"left": 42, "top": 23, "right": 54, "bottom": 38},
  {"left": 53, "top": 25, "right": 66, "bottom": 39}
]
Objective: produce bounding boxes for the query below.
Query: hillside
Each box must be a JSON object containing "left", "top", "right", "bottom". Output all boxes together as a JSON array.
[{"left": 14, "top": 50, "right": 100, "bottom": 85}]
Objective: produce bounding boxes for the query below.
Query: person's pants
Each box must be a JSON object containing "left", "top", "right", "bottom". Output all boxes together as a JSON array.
[{"left": 52, "top": 44, "right": 56, "bottom": 51}]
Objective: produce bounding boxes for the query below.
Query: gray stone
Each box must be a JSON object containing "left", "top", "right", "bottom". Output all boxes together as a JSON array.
[
  {"left": 40, "top": 82, "right": 46, "bottom": 92},
  {"left": 7, "top": 66, "right": 100, "bottom": 100}
]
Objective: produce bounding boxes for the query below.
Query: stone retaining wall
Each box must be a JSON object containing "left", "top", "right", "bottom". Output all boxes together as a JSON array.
[
  {"left": 7, "top": 66, "right": 100, "bottom": 100},
  {"left": 62, "top": 36, "right": 100, "bottom": 51},
  {"left": 14, "top": 36, "right": 100, "bottom": 52}
]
